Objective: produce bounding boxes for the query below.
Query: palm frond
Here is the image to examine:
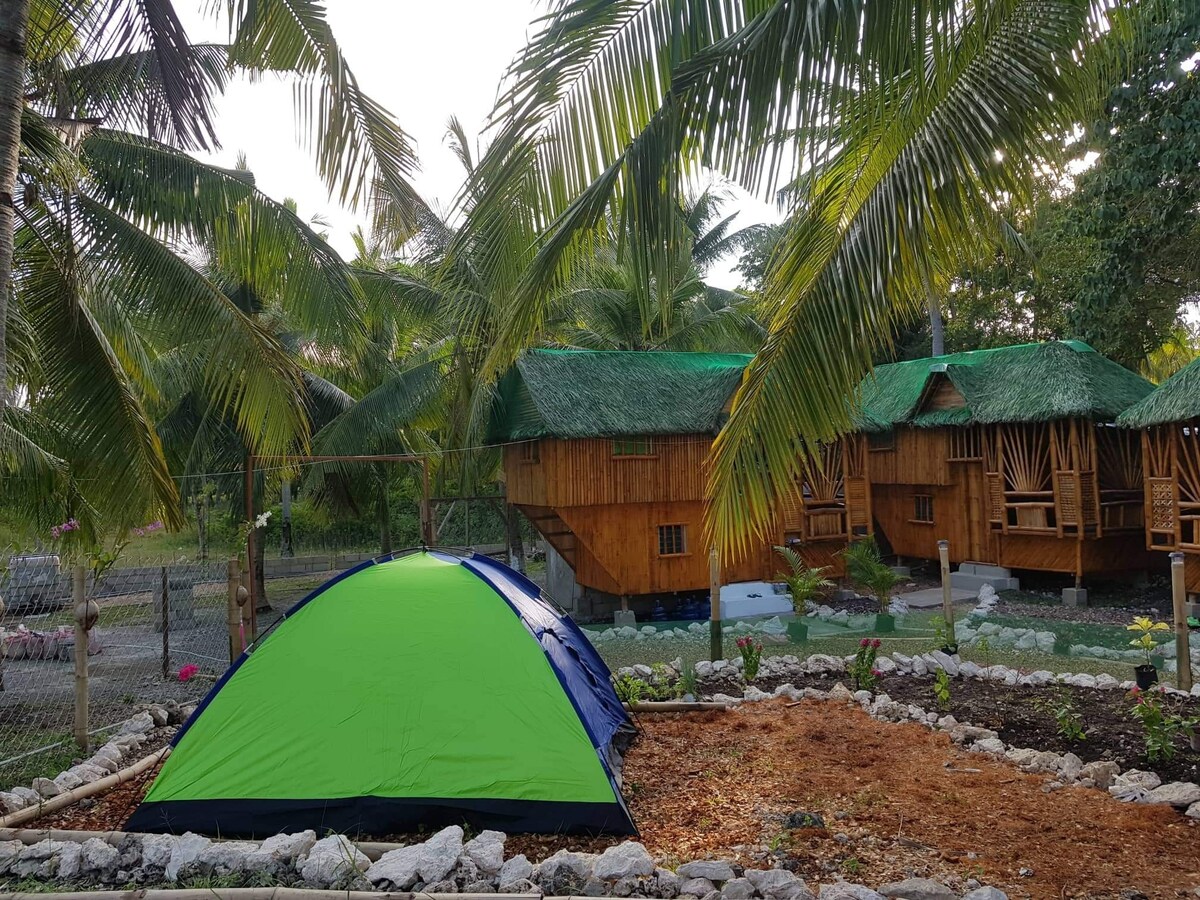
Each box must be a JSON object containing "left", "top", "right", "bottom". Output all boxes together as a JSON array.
[
  {"left": 219, "top": 0, "right": 424, "bottom": 227},
  {"left": 81, "top": 128, "right": 365, "bottom": 345},
  {"left": 71, "top": 194, "right": 309, "bottom": 458}
]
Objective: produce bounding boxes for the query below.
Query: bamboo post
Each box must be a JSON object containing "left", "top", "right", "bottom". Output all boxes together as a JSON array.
[
  {"left": 709, "top": 546, "right": 722, "bottom": 662},
  {"left": 1171, "top": 552, "right": 1192, "bottom": 692},
  {"left": 160, "top": 567, "right": 169, "bottom": 680},
  {"left": 243, "top": 453, "right": 256, "bottom": 637},
  {"left": 226, "top": 558, "right": 242, "bottom": 661},
  {"left": 938, "top": 539, "right": 954, "bottom": 630},
  {"left": 72, "top": 566, "right": 95, "bottom": 752}
]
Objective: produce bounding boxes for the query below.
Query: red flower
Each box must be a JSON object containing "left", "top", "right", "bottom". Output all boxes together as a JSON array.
[
  {"left": 871, "top": 639, "right": 882, "bottom": 649},
  {"left": 871, "top": 668, "right": 882, "bottom": 677},
  {"left": 859, "top": 638, "right": 871, "bottom": 648},
  {"left": 178, "top": 664, "right": 200, "bottom": 682}
]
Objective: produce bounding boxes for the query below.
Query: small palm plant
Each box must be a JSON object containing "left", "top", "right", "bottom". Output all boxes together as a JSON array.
[
  {"left": 1127, "top": 616, "right": 1171, "bottom": 667},
  {"left": 774, "top": 546, "right": 833, "bottom": 617},
  {"left": 842, "top": 538, "right": 901, "bottom": 614}
]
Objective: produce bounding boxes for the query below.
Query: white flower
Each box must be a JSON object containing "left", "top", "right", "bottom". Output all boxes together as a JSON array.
[{"left": 253, "top": 511, "right": 272, "bottom": 529}]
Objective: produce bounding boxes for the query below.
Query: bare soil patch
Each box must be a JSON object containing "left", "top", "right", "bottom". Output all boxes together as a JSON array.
[{"left": 40, "top": 700, "right": 1199, "bottom": 898}]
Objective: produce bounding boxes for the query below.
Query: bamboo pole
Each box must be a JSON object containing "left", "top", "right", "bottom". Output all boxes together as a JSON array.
[
  {"left": 624, "top": 701, "right": 732, "bottom": 712},
  {"left": 227, "top": 558, "right": 242, "bottom": 661},
  {"left": 937, "top": 539, "right": 954, "bottom": 631},
  {"left": 0, "top": 891, "right": 568, "bottom": 900},
  {"left": 72, "top": 567, "right": 87, "bottom": 752},
  {"left": 708, "top": 545, "right": 722, "bottom": 662},
  {"left": 1171, "top": 551, "right": 1193, "bottom": 692},
  {"left": 0, "top": 747, "right": 169, "bottom": 830}
]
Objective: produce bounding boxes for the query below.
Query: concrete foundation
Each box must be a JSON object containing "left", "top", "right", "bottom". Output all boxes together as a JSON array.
[
  {"left": 613, "top": 609, "right": 637, "bottom": 627},
  {"left": 1062, "top": 587, "right": 1089, "bottom": 607},
  {"left": 950, "top": 562, "right": 1020, "bottom": 592}
]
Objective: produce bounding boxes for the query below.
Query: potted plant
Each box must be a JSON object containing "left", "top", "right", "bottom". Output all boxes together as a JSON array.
[
  {"left": 842, "top": 538, "right": 901, "bottom": 633},
  {"left": 1127, "top": 615, "right": 1171, "bottom": 690},
  {"left": 774, "top": 546, "right": 833, "bottom": 642}
]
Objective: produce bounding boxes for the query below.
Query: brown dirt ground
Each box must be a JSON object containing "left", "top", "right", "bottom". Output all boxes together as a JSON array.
[{"left": 39, "top": 700, "right": 1200, "bottom": 899}]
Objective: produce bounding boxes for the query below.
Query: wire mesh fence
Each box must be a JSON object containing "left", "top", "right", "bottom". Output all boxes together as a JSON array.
[{"left": 0, "top": 547, "right": 387, "bottom": 787}]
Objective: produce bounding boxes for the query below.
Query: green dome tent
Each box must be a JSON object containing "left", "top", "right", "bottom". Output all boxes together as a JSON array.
[{"left": 126, "top": 550, "right": 636, "bottom": 837}]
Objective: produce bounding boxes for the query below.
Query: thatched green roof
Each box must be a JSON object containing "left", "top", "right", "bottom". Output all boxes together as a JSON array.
[
  {"left": 859, "top": 341, "right": 1153, "bottom": 431},
  {"left": 1118, "top": 356, "right": 1200, "bottom": 427},
  {"left": 491, "top": 349, "right": 752, "bottom": 440}
]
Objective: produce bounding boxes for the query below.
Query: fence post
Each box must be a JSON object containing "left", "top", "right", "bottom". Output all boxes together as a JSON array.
[
  {"left": 938, "top": 539, "right": 954, "bottom": 631},
  {"left": 1171, "top": 552, "right": 1192, "bottom": 692},
  {"left": 227, "top": 558, "right": 243, "bottom": 661},
  {"left": 238, "top": 554, "right": 253, "bottom": 646},
  {"left": 160, "top": 566, "right": 170, "bottom": 680},
  {"left": 72, "top": 566, "right": 97, "bottom": 752},
  {"left": 709, "top": 546, "right": 722, "bottom": 662}
]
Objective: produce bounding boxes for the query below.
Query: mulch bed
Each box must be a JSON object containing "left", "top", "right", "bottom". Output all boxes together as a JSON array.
[
  {"left": 700, "top": 669, "right": 1200, "bottom": 786},
  {"left": 32, "top": 701, "right": 1200, "bottom": 899}
]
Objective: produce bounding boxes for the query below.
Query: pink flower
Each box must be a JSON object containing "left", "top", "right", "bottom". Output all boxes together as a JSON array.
[
  {"left": 860, "top": 638, "right": 871, "bottom": 648},
  {"left": 871, "top": 639, "right": 882, "bottom": 649},
  {"left": 871, "top": 668, "right": 882, "bottom": 678},
  {"left": 178, "top": 664, "right": 200, "bottom": 682}
]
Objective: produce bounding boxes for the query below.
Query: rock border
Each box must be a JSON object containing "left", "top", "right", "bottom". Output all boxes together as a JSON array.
[{"left": 0, "top": 703, "right": 192, "bottom": 816}]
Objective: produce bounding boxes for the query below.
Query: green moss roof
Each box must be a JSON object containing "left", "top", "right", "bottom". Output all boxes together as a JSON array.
[
  {"left": 1118, "top": 356, "right": 1200, "bottom": 427},
  {"left": 490, "top": 349, "right": 753, "bottom": 440},
  {"left": 859, "top": 341, "right": 1153, "bottom": 431}
]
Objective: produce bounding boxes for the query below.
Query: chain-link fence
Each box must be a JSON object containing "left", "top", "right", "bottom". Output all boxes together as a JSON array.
[{"left": 0, "top": 548, "right": 390, "bottom": 787}]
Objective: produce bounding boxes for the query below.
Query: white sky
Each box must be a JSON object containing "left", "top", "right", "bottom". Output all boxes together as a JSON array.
[{"left": 175, "top": 1, "right": 778, "bottom": 288}]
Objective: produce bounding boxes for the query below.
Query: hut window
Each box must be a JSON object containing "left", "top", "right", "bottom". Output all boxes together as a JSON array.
[
  {"left": 913, "top": 494, "right": 934, "bottom": 523},
  {"left": 519, "top": 441, "right": 539, "bottom": 464},
  {"left": 867, "top": 431, "right": 894, "bottom": 452},
  {"left": 657, "top": 524, "right": 687, "bottom": 556},
  {"left": 613, "top": 436, "right": 654, "bottom": 457}
]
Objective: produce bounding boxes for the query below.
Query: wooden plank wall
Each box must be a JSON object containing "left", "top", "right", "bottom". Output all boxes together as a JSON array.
[
  {"left": 867, "top": 428, "right": 952, "bottom": 486},
  {"left": 558, "top": 501, "right": 778, "bottom": 595},
  {"left": 504, "top": 436, "right": 711, "bottom": 508}
]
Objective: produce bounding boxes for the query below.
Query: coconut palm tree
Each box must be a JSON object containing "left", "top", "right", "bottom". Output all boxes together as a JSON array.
[
  {"left": 0, "top": 0, "right": 422, "bottom": 471},
  {"left": 552, "top": 188, "right": 766, "bottom": 352},
  {"left": 467, "top": 0, "right": 1163, "bottom": 556}
]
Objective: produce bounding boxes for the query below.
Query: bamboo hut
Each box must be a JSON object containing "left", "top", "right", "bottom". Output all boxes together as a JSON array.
[
  {"left": 859, "top": 341, "right": 1154, "bottom": 583},
  {"left": 1118, "top": 357, "right": 1200, "bottom": 596},
  {"left": 491, "top": 349, "right": 872, "bottom": 605}
]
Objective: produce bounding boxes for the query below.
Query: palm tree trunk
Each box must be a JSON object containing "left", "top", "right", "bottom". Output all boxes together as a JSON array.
[
  {"left": 928, "top": 295, "right": 945, "bottom": 357},
  {"left": 0, "top": 0, "right": 29, "bottom": 428}
]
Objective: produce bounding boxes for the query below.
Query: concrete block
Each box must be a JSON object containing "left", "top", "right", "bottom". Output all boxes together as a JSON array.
[
  {"left": 1062, "top": 587, "right": 1089, "bottom": 607},
  {"left": 613, "top": 609, "right": 637, "bottom": 627},
  {"left": 890, "top": 566, "right": 912, "bottom": 577}
]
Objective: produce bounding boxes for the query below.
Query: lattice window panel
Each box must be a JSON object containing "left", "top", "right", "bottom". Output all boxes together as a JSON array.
[
  {"left": 1150, "top": 478, "right": 1176, "bottom": 532},
  {"left": 1056, "top": 472, "right": 1078, "bottom": 527}
]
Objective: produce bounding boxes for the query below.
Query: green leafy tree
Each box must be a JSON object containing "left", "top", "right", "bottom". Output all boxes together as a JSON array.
[
  {"left": 0, "top": 0, "right": 422, "bottom": 535},
  {"left": 466, "top": 0, "right": 1164, "bottom": 556}
]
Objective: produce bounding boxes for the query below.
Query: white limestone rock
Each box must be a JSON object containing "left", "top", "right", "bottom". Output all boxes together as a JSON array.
[
  {"left": 1109, "top": 769, "right": 1162, "bottom": 803},
  {"left": 299, "top": 835, "right": 369, "bottom": 887},
  {"left": 196, "top": 841, "right": 258, "bottom": 876},
  {"left": 680, "top": 878, "right": 718, "bottom": 897},
  {"left": 246, "top": 831, "right": 317, "bottom": 873},
  {"left": 745, "top": 867, "right": 813, "bottom": 899},
  {"left": 366, "top": 845, "right": 423, "bottom": 890},
  {"left": 0, "top": 840, "right": 23, "bottom": 875},
  {"left": 1080, "top": 760, "right": 1120, "bottom": 790},
  {"left": 79, "top": 838, "right": 120, "bottom": 878},
  {"left": 141, "top": 834, "right": 175, "bottom": 872},
  {"left": 497, "top": 854, "right": 534, "bottom": 890},
  {"left": 31, "top": 777, "right": 61, "bottom": 799},
  {"left": 594, "top": 841, "right": 655, "bottom": 881},
  {"left": 418, "top": 825, "right": 464, "bottom": 883},
  {"left": 165, "top": 832, "right": 212, "bottom": 881},
  {"left": 878, "top": 878, "right": 956, "bottom": 900},
  {"left": 1141, "top": 781, "right": 1200, "bottom": 808},
  {"left": 463, "top": 829, "right": 506, "bottom": 875},
  {"left": 678, "top": 860, "right": 736, "bottom": 882}
]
